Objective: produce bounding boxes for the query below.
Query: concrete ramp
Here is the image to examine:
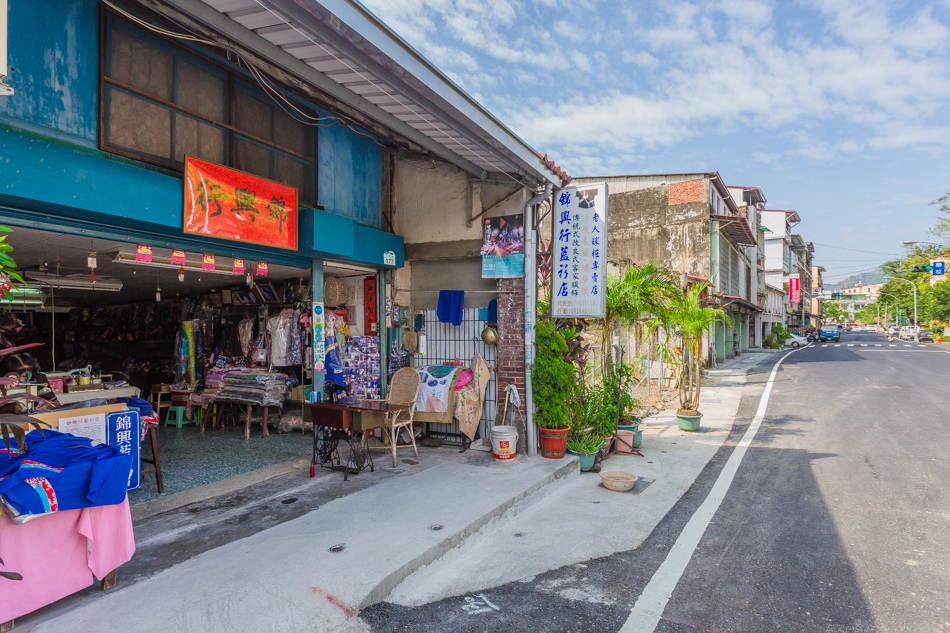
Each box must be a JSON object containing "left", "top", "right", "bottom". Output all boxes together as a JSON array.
[{"left": 32, "top": 456, "right": 576, "bottom": 633}]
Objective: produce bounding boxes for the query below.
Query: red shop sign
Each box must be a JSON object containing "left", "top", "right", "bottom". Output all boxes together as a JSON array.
[
  {"left": 364, "top": 276, "right": 378, "bottom": 334},
  {"left": 183, "top": 156, "right": 298, "bottom": 251},
  {"left": 789, "top": 276, "right": 800, "bottom": 304}
]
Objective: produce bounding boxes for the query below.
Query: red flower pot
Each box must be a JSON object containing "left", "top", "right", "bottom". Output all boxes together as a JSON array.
[{"left": 538, "top": 425, "right": 570, "bottom": 459}]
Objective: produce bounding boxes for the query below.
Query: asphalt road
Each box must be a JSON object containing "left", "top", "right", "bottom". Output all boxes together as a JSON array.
[{"left": 360, "top": 330, "right": 950, "bottom": 633}]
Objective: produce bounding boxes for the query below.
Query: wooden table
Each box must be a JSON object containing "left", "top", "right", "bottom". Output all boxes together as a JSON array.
[
  {"left": 56, "top": 386, "right": 141, "bottom": 405},
  {"left": 303, "top": 401, "right": 402, "bottom": 481}
]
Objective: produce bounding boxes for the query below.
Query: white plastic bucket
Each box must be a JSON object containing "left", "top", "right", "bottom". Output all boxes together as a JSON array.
[{"left": 491, "top": 425, "right": 518, "bottom": 461}]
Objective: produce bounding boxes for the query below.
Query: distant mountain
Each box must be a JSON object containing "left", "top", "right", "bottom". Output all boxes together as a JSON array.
[{"left": 827, "top": 268, "right": 886, "bottom": 290}]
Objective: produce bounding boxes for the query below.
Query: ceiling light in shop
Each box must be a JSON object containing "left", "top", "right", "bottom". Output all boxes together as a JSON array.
[
  {"left": 24, "top": 272, "right": 123, "bottom": 292},
  {"left": 112, "top": 252, "right": 243, "bottom": 277}
]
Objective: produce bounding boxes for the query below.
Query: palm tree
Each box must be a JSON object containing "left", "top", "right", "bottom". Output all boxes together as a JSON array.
[
  {"left": 667, "top": 283, "right": 726, "bottom": 415},
  {"left": 600, "top": 263, "right": 678, "bottom": 372}
]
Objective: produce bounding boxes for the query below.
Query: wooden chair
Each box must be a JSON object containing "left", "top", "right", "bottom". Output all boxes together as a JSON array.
[
  {"left": 369, "top": 367, "right": 422, "bottom": 467},
  {"left": 150, "top": 384, "right": 170, "bottom": 414}
]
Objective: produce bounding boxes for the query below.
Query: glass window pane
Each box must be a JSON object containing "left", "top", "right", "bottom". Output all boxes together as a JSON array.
[
  {"left": 175, "top": 114, "right": 226, "bottom": 165},
  {"left": 107, "top": 88, "right": 171, "bottom": 159},
  {"left": 176, "top": 61, "right": 227, "bottom": 122},
  {"left": 275, "top": 154, "right": 310, "bottom": 204},
  {"left": 234, "top": 136, "right": 273, "bottom": 180},
  {"left": 275, "top": 109, "right": 309, "bottom": 156},
  {"left": 233, "top": 90, "right": 273, "bottom": 141},
  {"left": 109, "top": 29, "right": 173, "bottom": 101}
]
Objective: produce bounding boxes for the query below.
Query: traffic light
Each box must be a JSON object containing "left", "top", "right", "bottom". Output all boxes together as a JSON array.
[{"left": 911, "top": 265, "right": 934, "bottom": 273}]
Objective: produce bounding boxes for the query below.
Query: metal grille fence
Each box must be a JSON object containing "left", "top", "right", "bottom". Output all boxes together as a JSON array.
[{"left": 411, "top": 308, "right": 497, "bottom": 441}]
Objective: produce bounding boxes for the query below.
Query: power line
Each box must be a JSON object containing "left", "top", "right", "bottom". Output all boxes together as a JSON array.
[{"left": 812, "top": 243, "right": 900, "bottom": 256}]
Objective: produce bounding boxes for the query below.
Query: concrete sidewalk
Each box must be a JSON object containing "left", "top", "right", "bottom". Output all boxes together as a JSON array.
[
  {"left": 386, "top": 351, "right": 774, "bottom": 607},
  {"left": 16, "top": 351, "right": 773, "bottom": 633}
]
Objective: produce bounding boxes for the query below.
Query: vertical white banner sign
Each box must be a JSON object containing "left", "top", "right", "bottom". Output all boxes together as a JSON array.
[{"left": 551, "top": 183, "right": 608, "bottom": 318}]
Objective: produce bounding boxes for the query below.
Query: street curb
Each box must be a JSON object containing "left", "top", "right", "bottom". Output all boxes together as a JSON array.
[
  {"left": 359, "top": 454, "right": 579, "bottom": 610},
  {"left": 130, "top": 456, "right": 311, "bottom": 522}
]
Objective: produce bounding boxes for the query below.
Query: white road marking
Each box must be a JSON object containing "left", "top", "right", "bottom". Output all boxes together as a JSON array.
[
  {"left": 834, "top": 344, "right": 841, "bottom": 347},
  {"left": 904, "top": 345, "right": 912, "bottom": 347},
  {"left": 821, "top": 344, "right": 828, "bottom": 348},
  {"left": 620, "top": 348, "right": 799, "bottom": 633},
  {"left": 919, "top": 345, "right": 927, "bottom": 348},
  {"left": 889, "top": 344, "right": 897, "bottom": 347},
  {"left": 847, "top": 344, "right": 854, "bottom": 347},
  {"left": 874, "top": 344, "right": 881, "bottom": 347},
  {"left": 860, "top": 344, "right": 868, "bottom": 347}
]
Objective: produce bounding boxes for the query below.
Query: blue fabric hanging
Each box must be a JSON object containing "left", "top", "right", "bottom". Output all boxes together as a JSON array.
[
  {"left": 0, "top": 430, "right": 131, "bottom": 517},
  {"left": 487, "top": 299, "right": 498, "bottom": 325},
  {"left": 437, "top": 290, "right": 465, "bottom": 326}
]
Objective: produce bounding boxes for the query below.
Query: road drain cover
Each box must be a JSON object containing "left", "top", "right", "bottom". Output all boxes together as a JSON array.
[
  {"left": 281, "top": 497, "right": 298, "bottom": 504},
  {"left": 328, "top": 544, "right": 346, "bottom": 553},
  {"left": 429, "top": 524, "right": 444, "bottom": 531}
]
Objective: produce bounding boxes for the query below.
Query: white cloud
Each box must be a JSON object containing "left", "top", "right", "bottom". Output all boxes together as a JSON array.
[{"left": 362, "top": 0, "right": 950, "bottom": 172}]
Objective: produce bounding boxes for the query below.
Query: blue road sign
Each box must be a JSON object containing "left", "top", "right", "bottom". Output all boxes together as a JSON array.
[{"left": 933, "top": 261, "right": 945, "bottom": 276}]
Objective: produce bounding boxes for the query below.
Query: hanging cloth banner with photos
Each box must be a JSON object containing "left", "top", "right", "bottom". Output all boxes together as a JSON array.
[
  {"left": 551, "top": 183, "right": 608, "bottom": 319},
  {"left": 481, "top": 214, "right": 525, "bottom": 278}
]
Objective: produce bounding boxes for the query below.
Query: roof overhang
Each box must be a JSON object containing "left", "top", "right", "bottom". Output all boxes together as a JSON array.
[
  {"left": 715, "top": 293, "right": 763, "bottom": 313},
  {"left": 131, "top": 0, "right": 563, "bottom": 186},
  {"left": 712, "top": 214, "right": 757, "bottom": 246}
]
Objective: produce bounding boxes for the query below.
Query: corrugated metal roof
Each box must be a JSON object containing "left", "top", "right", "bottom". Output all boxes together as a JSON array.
[{"left": 184, "top": 0, "right": 562, "bottom": 185}]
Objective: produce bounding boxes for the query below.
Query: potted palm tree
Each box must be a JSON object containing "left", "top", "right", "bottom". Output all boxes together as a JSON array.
[
  {"left": 667, "top": 283, "right": 725, "bottom": 432},
  {"left": 532, "top": 319, "right": 575, "bottom": 458}
]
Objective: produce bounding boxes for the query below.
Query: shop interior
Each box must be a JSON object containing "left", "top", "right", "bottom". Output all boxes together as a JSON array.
[{"left": 0, "top": 225, "right": 384, "bottom": 502}]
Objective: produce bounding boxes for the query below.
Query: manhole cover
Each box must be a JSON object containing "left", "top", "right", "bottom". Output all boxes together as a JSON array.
[
  {"left": 429, "top": 524, "right": 444, "bottom": 531},
  {"left": 513, "top": 532, "right": 526, "bottom": 538},
  {"left": 592, "top": 500, "right": 601, "bottom": 504},
  {"left": 328, "top": 544, "right": 346, "bottom": 553},
  {"left": 281, "top": 497, "right": 298, "bottom": 504}
]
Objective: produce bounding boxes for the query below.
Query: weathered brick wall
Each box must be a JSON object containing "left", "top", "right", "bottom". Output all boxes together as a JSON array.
[
  {"left": 495, "top": 278, "right": 526, "bottom": 425},
  {"left": 668, "top": 179, "right": 704, "bottom": 205}
]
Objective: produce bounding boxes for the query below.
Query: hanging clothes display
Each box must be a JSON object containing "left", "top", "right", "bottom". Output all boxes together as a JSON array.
[
  {"left": 266, "top": 309, "right": 294, "bottom": 367},
  {"left": 288, "top": 309, "right": 303, "bottom": 366}
]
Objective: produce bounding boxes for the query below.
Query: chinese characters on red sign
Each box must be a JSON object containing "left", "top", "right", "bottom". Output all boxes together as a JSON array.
[
  {"left": 551, "top": 184, "right": 608, "bottom": 318},
  {"left": 183, "top": 156, "right": 298, "bottom": 250},
  {"left": 789, "top": 276, "right": 801, "bottom": 304}
]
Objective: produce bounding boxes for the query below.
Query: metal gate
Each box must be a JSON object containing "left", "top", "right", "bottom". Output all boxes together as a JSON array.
[{"left": 411, "top": 308, "right": 497, "bottom": 441}]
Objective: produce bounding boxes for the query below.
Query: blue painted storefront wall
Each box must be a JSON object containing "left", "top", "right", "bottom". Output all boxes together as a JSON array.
[
  {"left": 0, "top": 0, "right": 98, "bottom": 146},
  {"left": 0, "top": 0, "right": 398, "bottom": 266},
  {"left": 317, "top": 116, "right": 384, "bottom": 230}
]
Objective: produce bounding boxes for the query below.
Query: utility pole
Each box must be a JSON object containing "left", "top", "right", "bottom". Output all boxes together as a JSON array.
[{"left": 887, "top": 277, "right": 919, "bottom": 341}]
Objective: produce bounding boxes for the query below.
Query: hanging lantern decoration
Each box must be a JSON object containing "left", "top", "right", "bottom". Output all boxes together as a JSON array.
[
  {"left": 178, "top": 266, "right": 185, "bottom": 283},
  {"left": 88, "top": 246, "right": 97, "bottom": 283}
]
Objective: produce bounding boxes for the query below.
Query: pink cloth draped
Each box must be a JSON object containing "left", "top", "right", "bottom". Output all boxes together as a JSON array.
[{"left": 0, "top": 497, "right": 135, "bottom": 623}]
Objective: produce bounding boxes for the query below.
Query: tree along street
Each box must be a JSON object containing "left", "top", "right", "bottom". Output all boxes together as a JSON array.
[{"left": 361, "top": 330, "right": 950, "bottom": 633}]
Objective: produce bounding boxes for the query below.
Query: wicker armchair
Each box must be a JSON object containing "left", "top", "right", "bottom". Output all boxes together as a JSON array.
[{"left": 369, "top": 367, "right": 422, "bottom": 467}]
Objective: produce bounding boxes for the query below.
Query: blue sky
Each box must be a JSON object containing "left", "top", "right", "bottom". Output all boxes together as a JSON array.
[{"left": 359, "top": 0, "right": 950, "bottom": 283}]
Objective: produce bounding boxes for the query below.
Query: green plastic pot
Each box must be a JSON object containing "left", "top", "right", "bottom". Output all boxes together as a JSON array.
[
  {"left": 676, "top": 413, "right": 702, "bottom": 432},
  {"left": 566, "top": 448, "right": 597, "bottom": 471}
]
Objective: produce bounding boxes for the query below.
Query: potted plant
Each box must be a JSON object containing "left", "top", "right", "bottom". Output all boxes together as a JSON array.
[
  {"left": 667, "top": 283, "right": 725, "bottom": 432},
  {"left": 567, "top": 430, "right": 607, "bottom": 472},
  {"left": 532, "top": 319, "right": 575, "bottom": 458}
]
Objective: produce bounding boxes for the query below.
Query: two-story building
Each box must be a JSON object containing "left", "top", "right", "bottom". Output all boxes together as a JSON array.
[
  {"left": 570, "top": 172, "right": 761, "bottom": 363},
  {"left": 0, "top": 0, "right": 567, "bottom": 478}
]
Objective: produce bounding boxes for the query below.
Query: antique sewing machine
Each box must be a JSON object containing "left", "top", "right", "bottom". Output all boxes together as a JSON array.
[{"left": 323, "top": 380, "right": 352, "bottom": 405}]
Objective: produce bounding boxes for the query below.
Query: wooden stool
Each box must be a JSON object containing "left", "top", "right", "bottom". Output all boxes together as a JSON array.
[{"left": 140, "top": 423, "right": 164, "bottom": 493}]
